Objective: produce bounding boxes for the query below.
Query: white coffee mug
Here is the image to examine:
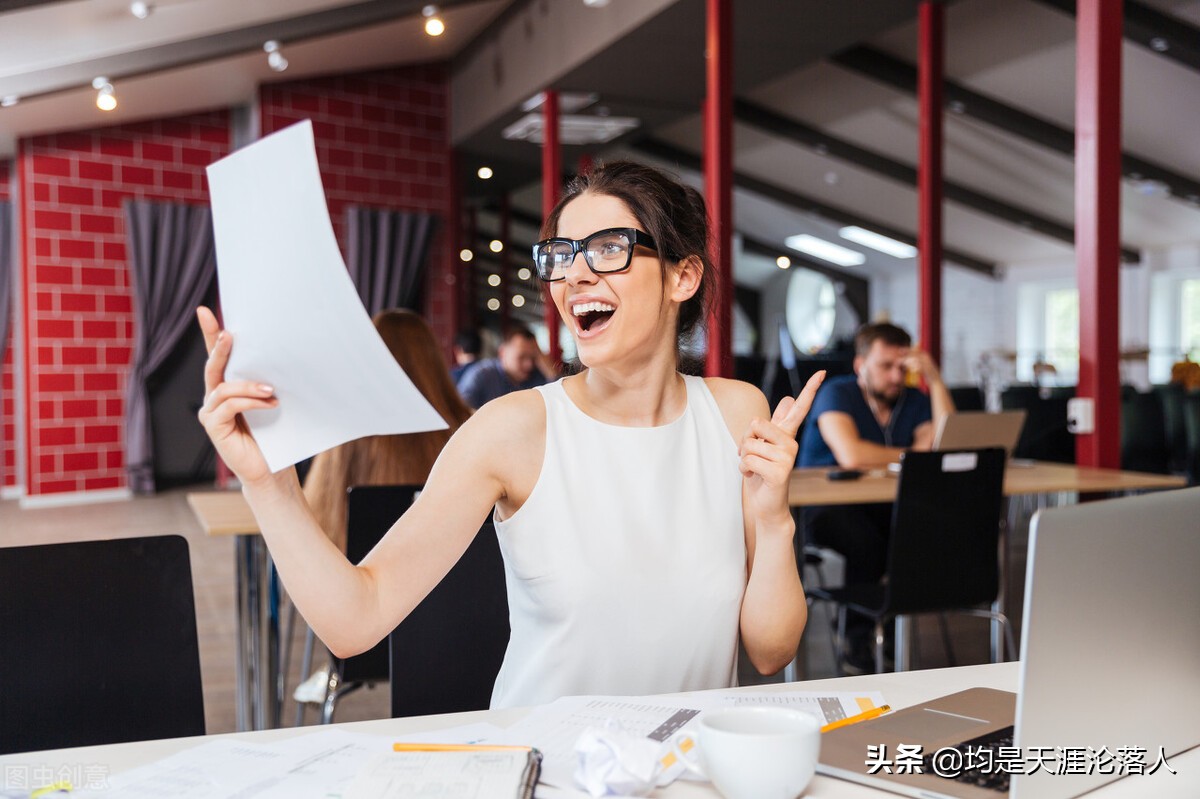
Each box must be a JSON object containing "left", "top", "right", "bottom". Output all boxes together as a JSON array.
[{"left": 670, "top": 706, "right": 821, "bottom": 799}]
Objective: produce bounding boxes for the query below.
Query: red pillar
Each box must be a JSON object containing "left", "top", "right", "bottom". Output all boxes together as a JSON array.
[
  {"left": 917, "top": 1, "right": 944, "bottom": 364},
  {"left": 703, "top": 0, "right": 733, "bottom": 379},
  {"left": 578, "top": 153, "right": 594, "bottom": 176},
  {"left": 541, "top": 90, "right": 562, "bottom": 365},
  {"left": 1075, "top": 0, "right": 1122, "bottom": 468}
]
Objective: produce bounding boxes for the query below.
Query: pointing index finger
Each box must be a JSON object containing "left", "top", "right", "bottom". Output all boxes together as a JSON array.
[{"left": 779, "top": 370, "right": 826, "bottom": 436}]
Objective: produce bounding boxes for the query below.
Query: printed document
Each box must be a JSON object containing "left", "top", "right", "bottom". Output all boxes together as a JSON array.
[{"left": 207, "top": 120, "right": 446, "bottom": 472}]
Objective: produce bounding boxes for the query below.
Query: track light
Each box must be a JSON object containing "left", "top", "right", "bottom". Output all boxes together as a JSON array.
[
  {"left": 93, "top": 77, "right": 117, "bottom": 111},
  {"left": 130, "top": 1, "right": 152, "bottom": 19},
  {"left": 422, "top": 5, "right": 445, "bottom": 36},
  {"left": 264, "top": 40, "right": 288, "bottom": 72}
]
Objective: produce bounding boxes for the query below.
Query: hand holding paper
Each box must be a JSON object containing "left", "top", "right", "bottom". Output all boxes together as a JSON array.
[{"left": 201, "top": 120, "right": 447, "bottom": 475}]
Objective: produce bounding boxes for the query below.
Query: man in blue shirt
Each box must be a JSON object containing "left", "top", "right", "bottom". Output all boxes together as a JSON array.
[
  {"left": 449, "top": 328, "right": 482, "bottom": 384},
  {"left": 798, "top": 322, "right": 954, "bottom": 672},
  {"left": 456, "top": 325, "right": 555, "bottom": 408}
]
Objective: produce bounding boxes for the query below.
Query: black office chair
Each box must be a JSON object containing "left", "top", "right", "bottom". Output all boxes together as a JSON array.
[
  {"left": 1152, "top": 383, "right": 1189, "bottom": 474},
  {"left": 810, "top": 449, "right": 1014, "bottom": 675},
  {"left": 387, "top": 500, "right": 509, "bottom": 718},
  {"left": 1121, "top": 390, "right": 1170, "bottom": 474},
  {"left": 0, "top": 535, "right": 205, "bottom": 754},
  {"left": 318, "top": 484, "right": 422, "bottom": 723},
  {"left": 1183, "top": 392, "right": 1200, "bottom": 485},
  {"left": 319, "top": 485, "right": 510, "bottom": 721},
  {"left": 948, "top": 385, "right": 985, "bottom": 411}
]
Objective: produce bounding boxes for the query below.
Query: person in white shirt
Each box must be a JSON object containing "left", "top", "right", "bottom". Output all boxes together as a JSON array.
[{"left": 196, "top": 159, "right": 824, "bottom": 707}]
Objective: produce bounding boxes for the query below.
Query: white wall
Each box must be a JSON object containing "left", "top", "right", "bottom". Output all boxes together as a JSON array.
[{"left": 870, "top": 266, "right": 1004, "bottom": 387}]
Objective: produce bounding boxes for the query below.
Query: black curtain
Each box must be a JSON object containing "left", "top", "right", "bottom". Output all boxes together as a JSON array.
[
  {"left": 123, "top": 201, "right": 217, "bottom": 494},
  {"left": 345, "top": 206, "right": 437, "bottom": 315}
]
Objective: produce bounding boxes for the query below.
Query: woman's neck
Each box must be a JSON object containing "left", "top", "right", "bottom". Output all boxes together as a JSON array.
[{"left": 567, "top": 344, "right": 686, "bottom": 427}]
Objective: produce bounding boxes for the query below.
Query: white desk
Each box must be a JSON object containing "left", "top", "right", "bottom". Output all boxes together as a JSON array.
[{"left": 2, "top": 663, "right": 1195, "bottom": 797}]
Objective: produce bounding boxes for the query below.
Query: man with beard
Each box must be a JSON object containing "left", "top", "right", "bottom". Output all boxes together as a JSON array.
[{"left": 797, "top": 322, "right": 954, "bottom": 673}]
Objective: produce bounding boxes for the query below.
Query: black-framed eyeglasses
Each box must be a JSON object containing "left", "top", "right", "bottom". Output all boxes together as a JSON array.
[{"left": 531, "top": 227, "right": 658, "bottom": 282}]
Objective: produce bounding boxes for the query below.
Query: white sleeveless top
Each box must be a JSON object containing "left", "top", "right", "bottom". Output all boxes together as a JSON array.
[{"left": 490, "top": 375, "right": 746, "bottom": 708}]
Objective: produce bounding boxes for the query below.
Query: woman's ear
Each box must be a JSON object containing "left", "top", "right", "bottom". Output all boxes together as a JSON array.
[{"left": 669, "top": 255, "right": 704, "bottom": 303}]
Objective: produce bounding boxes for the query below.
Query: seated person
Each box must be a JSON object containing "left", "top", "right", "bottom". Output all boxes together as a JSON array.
[
  {"left": 797, "top": 321, "right": 954, "bottom": 672},
  {"left": 456, "top": 324, "right": 556, "bottom": 408},
  {"left": 450, "top": 328, "right": 483, "bottom": 384}
]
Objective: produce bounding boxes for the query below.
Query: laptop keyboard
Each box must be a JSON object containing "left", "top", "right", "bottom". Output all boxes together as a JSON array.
[{"left": 922, "top": 725, "right": 1015, "bottom": 793}]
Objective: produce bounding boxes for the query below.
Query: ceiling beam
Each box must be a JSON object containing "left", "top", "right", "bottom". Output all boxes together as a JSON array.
[
  {"left": 734, "top": 97, "right": 1141, "bottom": 265},
  {"left": 1030, "top": 0, "right": 1200, "bottom": 75},
  {"left": 832, "top": 45, "right": 1200, "bottom": 208},
  {"left": 631, "top": 136, "right": 999, "bottom": 278}
]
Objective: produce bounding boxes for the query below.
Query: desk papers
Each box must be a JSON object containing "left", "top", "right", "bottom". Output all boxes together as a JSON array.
[
  {"left": 207, "top": 121, "right": 446, "bottom": 473},
  {"left": 496, "top": 689, "right": 886, "bottom": 791}
]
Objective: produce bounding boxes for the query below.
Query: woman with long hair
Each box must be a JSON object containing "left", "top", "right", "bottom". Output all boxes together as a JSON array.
[
  {"left": 197, "top": 160, "right": 823, "bottom": 707},
  {"left": 303, "top": 308, "right": 473, "bottom": 552}
]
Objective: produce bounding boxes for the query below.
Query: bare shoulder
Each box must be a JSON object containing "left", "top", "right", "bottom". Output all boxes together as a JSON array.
[
  {"left": 702, "top": 377, "right": 770, "bottom": 441},
  {"left": 435, "top": 388, "right": 546, "bottom": 507}
]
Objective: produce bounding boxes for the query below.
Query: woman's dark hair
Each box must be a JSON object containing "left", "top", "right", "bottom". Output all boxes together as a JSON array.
[{"left": 540, "top": 160, "right": 716, "bottom": 351}]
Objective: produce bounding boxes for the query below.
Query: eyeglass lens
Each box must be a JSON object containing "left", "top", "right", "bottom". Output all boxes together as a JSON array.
[{"left": 537, "top": 230, "right": 633, "bottom": 280}]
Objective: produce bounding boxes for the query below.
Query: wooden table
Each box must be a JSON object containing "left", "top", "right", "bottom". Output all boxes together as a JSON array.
[
  {"left": 187, "top": 491, "right": 279, "bottom": 733},
  {"left": 789, "top": 460, "right": 1187, "bottom": 507},
  {"left": 788, "top": 461, "right": 1186, "bottom": 668}
]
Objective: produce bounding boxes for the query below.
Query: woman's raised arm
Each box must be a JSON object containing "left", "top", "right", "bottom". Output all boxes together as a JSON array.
[{"left": 195, "top": 307, "right": 526, "bottom": 657}]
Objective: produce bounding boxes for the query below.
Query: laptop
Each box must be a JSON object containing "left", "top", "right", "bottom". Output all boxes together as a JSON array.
[
  {"left": 817, "top": 486, "right": 1200, "bottom": 798},
  {"left": 933, "top": 410, "right": 1028, "bottom": 457}
]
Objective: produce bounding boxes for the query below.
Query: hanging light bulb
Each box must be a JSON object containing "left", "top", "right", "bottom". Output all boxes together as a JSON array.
[
  {"left": 422, "top": 5, "right": 445, "bottom": 36},
  {"left": 93, "top": 77, "right": 117, "bottom": 111},
  {"left": 264, "top": 41, "right": 288, "bottom": 72}
]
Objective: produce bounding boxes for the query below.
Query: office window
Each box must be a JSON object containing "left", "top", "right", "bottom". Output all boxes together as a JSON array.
[
  {"left": 1044, "top": 288, "right": 1079, "bottom": 374},
  {"left": 786, "top": 268, "right": 837, "bottom": 353},
  {"left": 1182, "top": 279, "right": 1200, "bottom": 360}
]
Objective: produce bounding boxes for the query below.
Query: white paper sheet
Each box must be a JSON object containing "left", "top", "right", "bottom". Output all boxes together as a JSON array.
[
  {"left": 206, "top": 120, "right": 447, "bottom": 472},
  {"left": 494, "top": 689, "right": 889, "bottom": 792}
]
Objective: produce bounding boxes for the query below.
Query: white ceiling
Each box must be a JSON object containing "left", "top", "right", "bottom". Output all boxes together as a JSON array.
[{"left": 4, "top": 0, "right": 1200, "bottom": 289}]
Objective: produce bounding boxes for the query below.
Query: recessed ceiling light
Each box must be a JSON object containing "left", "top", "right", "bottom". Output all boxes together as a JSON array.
[
  {"left": 489, "top": 239, "right": 504, "bottom": 253},
  {"left": 130, "top": 1, "right": 151, "bottom": 19},
  {"left": 517, "top": 267, "right": 532, "bottom": 280},
  {"left": 487, "top": 298, "right": 501, "bottom": 311},
  {"left": 422, "top": 5, "right": 445, "bottom": 36},
  {"left": 838, "top": 226, "right": 917, "bottom": 259},
  {"left": 776, "top": 256, "right": 791, "bottom": 269},
  {"left": 487, "top": 274, "right": 501, "bottom": 286},
  {"left": 477, "top": 166, "right": 493, "bottom": 180},
  {"left": 263, "top": 41, "right": 288, "bottom": 72},
  {"left": 1, "top": 95, "right": 19, "bottom": 108},
  {"left": 93, "top": 77, "right": 117, "bottom": 111},
  {"left": 459, "top": 249, "right": 474, "bottom": 262},
  {"left": 512, "top": 295, "right": 526, "bottom": 307},
  {"left": 785, "top": 234, "right": 865, "bottom": 267}
]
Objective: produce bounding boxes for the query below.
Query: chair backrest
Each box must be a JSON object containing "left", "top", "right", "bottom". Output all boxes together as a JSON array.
[
  {"left": 883, "top": 448, "right": 1007, "bottom": 616},
  {"left": 948, "top": 385, "right": 984, "bottom": 411},
  {"left": 1121, "top": 390, "right": 1170, "bottom": 474},
  {"left": 1182, "top": 392, "right": 1200, "bottom": 485},
  {"left": 0, "top": 535, "right": 205, "bottom": 754},
  {"left": 345, "top": 489, "right": 510, "bottom": 718},
  {"left": 1153, "top": 383, "right": 1189, "bottom": 472},
  {"left": 335, "top": 484, "right": 423, "bottom": 685}
]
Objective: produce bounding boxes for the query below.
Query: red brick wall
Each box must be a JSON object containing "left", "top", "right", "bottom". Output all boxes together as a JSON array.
[
  {"left": 17, "top": 112, "right": 231, "bottom": 497},
  {"left": 258, "top": 64, "right": 455, "bottom": 348},
  {"left": 1, "top": 158, "right": 15, "bottom": 491}
]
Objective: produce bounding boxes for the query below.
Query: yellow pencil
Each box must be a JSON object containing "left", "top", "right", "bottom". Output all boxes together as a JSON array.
[
  {"left": 820, "top": 704, "right": 891, "bottom": 733},
  {"left": 392, "top": 742, "right": 533, "bottom": 752}
]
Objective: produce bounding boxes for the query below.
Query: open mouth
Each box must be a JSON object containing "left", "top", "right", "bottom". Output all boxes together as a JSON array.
[{"left": 572, "top": 301, "right": 616, "bottom": 335}]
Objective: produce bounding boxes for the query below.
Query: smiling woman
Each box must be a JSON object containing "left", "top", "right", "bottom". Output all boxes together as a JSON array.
[{"left": 196, "top": 159, "right": 824, "bottom": 710}]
